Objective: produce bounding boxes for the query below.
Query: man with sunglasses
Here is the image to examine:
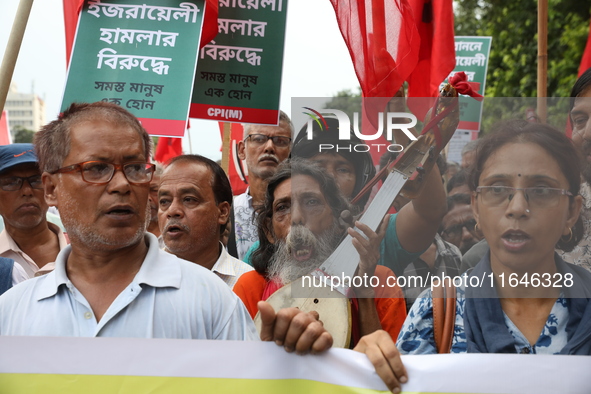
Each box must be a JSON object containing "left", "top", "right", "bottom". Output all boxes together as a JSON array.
[
  {"left": 230, "top": 111, "right": 293, "bottom": 260},
  {"left": 0, "top": 143, "right": 68, "bottom": 278}
]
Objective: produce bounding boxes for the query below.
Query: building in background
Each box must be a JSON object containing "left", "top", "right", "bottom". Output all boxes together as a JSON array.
[{"left": 5, "top": 83, "right": 46, "bottom": 133}]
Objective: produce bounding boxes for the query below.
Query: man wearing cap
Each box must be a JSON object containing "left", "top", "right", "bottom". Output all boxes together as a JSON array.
[{"left": 0, "top": 143, "right": 68, "bottom": 278}]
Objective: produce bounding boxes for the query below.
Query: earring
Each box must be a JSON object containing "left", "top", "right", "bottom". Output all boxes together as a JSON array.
[
  {"left": 561, "top": 227, "right": 573, "bottom": 243},
  {"left": 474, "top": 222, "right": 480, "bottom": 232}
]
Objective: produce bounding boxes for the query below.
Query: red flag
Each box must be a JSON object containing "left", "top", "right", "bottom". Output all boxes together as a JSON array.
[
  {"left": 155, "top": 137, "right": 183, "bottom": 164},
  {"left": 330, "top": 0, "right": 419, "bottom": 99},
  {"left": 565, "top": 17, "right": 591, "bottom": 138},
  {"left": 406, "top": 0, "right": 456, "bottom": 121},
  {"left": 0, "top": 111, "right": 11, "bottom": 145},
  {"left": 63, "top": 0, "right": 83, "bottom": 66},
  {"left": 218, "top": 123, "right": 248, "bottom": 196},
  {"left": 63, "top": 0, "right": 218, "bottom": 65},
  {"left": 578, "top": 17, "right": 591, "bottom": 77}
]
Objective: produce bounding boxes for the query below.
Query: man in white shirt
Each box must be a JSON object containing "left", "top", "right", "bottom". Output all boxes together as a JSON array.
[
  {"left": 159, "top": 154, "right": 253, "bottom": 288},
  {"left": 0, "top": 102, "right": 326, "bottom": 347},
  {"left": 231, "top": 111, "right": 293, "bottom": 259},
  {"left": 0, "top": 143, "right": 68, "bottom": 278}
]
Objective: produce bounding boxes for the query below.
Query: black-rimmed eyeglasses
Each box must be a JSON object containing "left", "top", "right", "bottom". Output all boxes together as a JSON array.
[
  {"left": 244, "top": 134, "right": 291, "bottom": 148},
  {"left": 51, "top": 161, "right": 155, "bottom": 185},
  {"left": 0, "top": 175, "right": 43, "bottom": 191}
]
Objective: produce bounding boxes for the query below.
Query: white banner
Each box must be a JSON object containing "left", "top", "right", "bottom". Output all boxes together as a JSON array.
[{"left": 0, "top": 337, "right": 589, "bottom": 393}]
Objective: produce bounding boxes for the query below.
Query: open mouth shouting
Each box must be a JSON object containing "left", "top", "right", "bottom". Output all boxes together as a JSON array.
[
  {"left": 164, "top": 221, "right": 190, "bottom": 239},
  {"left": 501, "top": 229, "right": 531, "bottom": 252}
]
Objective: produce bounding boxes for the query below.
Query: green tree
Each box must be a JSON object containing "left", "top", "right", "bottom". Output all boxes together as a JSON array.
[
  {"left": 12, "top": 126, "right": 35, "bottom": 143},
  {"left": 323, "top": 87, "right": 362, "bottom": 118},
  {"left": 455, "top": 0, "right": 590, "bottom": 98}
]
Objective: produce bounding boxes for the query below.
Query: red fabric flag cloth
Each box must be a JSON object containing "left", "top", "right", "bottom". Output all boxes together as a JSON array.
[
  {"left": 330, "top": 0, "right": 420, "bottom": 99},
  {"left": 154, "top": 137, "right": 183, "bottom": 164},
  {"left": 578, "top": 17, "right": 591, "bottom": 77},
  {"left": 63, "top": 0, "right": 83, "bottom": 66},
  {"left": 565, "top": 17, "right": 591, "bottom": 138},
  {"left": 218, "top": 122, "right": 248, "bottom": 196},
  {"left": 406, "top": 0, "right": 456, "bottom": 121},
  {"left": 0, "top": 111, "right": 11, "bottom": 145},
  {"left": 63, "top": 0, "right": 218, "bottom": 64}
]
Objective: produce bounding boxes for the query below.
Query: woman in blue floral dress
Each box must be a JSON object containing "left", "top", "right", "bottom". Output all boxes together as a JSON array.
[{"left": 397, "top": 121, "right": 591, "bottom": 355}]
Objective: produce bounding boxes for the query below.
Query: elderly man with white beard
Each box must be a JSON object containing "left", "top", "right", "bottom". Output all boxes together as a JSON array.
[{"left": 233, "top": 159, "right": 408, "bottom": 348}]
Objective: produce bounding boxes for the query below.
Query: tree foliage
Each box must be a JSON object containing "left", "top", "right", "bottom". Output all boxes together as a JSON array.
[
  {"left": 455, "top": 0, "right": 590, "bottom": 98},
  {"left": 323, "top": 87, "right": 362, "bottom": 117},
  {"left": 12, "top": 126, "right": 35, "bottom": 144}
]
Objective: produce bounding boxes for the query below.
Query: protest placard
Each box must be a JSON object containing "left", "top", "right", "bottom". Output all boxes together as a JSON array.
[
  {"left": 61, "top": 0, "right": 206, "bottom": 137},
  {"left": 189, "top": 0, "right": 288, "bottom": 125},
  {"left": 446, "top": 36, "right": 492, "bottom": 163}
]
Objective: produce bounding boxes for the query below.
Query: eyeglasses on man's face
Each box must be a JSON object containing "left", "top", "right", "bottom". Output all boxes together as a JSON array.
[
  {"left": 0, "top": 175, "right": 43, "bottom": 191},
  {"left": 475, "top": 186, "right": 573, "bottom": 208},
  {"left": 244, "top": 134, "right": 291, "bottom": 148},
  {"left": 51, "top": 161, "right": 156, "bottom": 185}
]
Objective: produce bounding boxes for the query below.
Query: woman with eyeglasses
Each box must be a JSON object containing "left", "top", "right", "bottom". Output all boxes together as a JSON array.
[{"left": 396, "top": 120, "right": 591, "bottom": 355}]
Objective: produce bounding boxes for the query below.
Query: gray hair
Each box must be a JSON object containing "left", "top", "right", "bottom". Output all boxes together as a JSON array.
[
  {"left": 35, "top": 102, "right": 152, "bottom": 173},
  {"left": 242, "top": 110, "right": 294, "bottom": 138},
  {"left": 153, "top": 161, "right": 164, "bottom": 177},
  {"left": 461, "top": 139, "right": 481, "bottom": 156}
]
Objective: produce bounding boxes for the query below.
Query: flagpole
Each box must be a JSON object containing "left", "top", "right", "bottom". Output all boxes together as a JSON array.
[
  {"left": 186, "top": 122, "right": 193, "bottom": 154},
  {"left": 221, "top": 122, "right": 232, "bottom": 174},
  {"left": 0, "top": 0, "right": 34, "bottom": 113},
  {"left": 537, "top": 0, "right": 548, "bottom": 122}
]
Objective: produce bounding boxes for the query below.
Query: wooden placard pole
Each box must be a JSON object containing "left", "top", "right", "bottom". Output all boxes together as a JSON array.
[
  {"left": 221, "top": 122, "right": 232, "bottom": 174},
  {"left": 537, "top": 0, "right": 548, "bottom": 122},
  {"left": 0, "top": 0, "right": 34, "bottom": 113}
]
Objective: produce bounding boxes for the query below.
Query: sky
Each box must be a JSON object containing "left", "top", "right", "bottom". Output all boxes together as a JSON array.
[{"left": 0, "top": 0, "right": 361, "bottom": 161}]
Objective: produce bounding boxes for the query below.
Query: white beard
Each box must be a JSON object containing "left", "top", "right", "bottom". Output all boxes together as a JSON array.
[{"left": 267, "top": 222, "right": 342, "bottom": 285}]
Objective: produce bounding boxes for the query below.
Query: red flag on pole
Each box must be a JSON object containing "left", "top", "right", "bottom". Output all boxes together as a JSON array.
[
  {"left": 218, "top": 122, "right": 248, "bottom": 196},
  {"left": 329, "top": 0, "right": 420, "bottom": 99},
  {"left": 406, "top": 0, "right": 456, "bottom": 121},
  {"left": 564, "top": 17, "right": 591, "bottom": 138},
  {"left": 578, "top": 17, "right": 591, "bottom": 78},
  {"left": 154, "top": 137, "right": 183, "bottom": 164},
  {"left": 0, "top": 111, "right": 11, "bottom": 145},
  {"left": 63, "top": 0, "right": 83, "bottom": 66},
  {"left": 63, "top": 0, "right": 218, "bottom": 64}
]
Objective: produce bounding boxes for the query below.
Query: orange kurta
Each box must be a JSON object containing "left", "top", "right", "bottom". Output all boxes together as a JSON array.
[{"left": 233, "top": 265, "right": 406, "bottom": 342}]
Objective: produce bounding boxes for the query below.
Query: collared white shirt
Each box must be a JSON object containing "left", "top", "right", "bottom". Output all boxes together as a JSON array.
[
  {"left": 11, "top": 262, "right": 27, "bottom": 287},
  {"left": 0, "top": 233, "right": 258, "bottom": 340},
  {"left": 0, "top": 222, "right": 68, "bottom": 278},
  {"left": 233, "top": 188, "right": 258, "bottom": 260},
  {"left": 212, "top": 242, "right": 254, "bottom": 289}
]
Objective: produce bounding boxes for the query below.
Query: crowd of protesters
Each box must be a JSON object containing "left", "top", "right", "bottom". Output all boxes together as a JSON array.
[{"left": 2, "top": 70, "right": 591, "bottom": 393}]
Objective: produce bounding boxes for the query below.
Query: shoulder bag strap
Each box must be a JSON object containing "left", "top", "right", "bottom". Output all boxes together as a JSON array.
[{"left": 432, "top": 280, "right": 456, "bottom": 353}]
